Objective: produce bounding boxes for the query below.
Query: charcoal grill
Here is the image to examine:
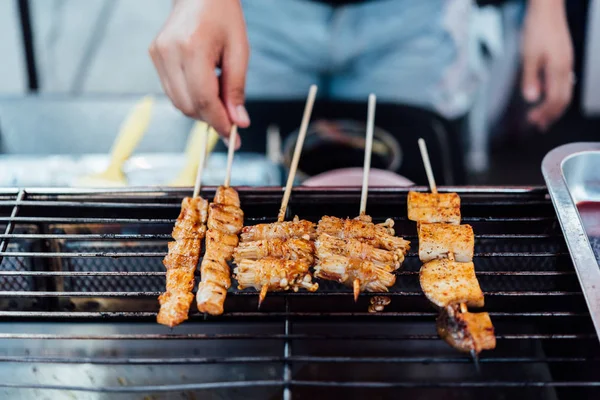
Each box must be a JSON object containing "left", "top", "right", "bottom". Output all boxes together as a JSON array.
[{"left": 0, "top": 187, "right": 599, "bottom": 399}]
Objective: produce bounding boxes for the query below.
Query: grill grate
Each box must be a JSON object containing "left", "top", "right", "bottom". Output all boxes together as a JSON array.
[{"left": 0, "top": 187, "right": 599, "bottom": 399}]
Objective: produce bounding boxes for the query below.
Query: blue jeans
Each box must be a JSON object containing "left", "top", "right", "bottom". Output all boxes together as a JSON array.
[{"left": 242, "top": 0, "right": 486, "bottom": 119}]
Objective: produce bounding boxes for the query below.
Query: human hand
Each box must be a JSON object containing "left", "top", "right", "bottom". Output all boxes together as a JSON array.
[
  {"left": 521, "top": 0, "right": 574, "bottom": 131},
  {"left": 149, "top": 0, "right": 250, "bottom": 141}
]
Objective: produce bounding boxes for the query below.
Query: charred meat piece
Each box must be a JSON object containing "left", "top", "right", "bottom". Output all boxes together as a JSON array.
[
  {"left": 234, "top": 257, "right": 318, "bottom": 305},
  {"left": 157, "top": 197, "right": 208, "bottom": 328},
  {"left": 314, "top": 254, "right": 396, "bottom": 301},
  {"left": 418, "top": 223, "right": 474, "bottom": 263},
  {"left": 196, "top": 186, "right": 244, "bottom": 316},
  {"left": 437, "top": 304, "right": 496, "bottom": 354},
  {"left": 407, "top": 191, "right": 461, "bottom": 225},
  {"left": 240, "top": 216, "right": 316, "bottom": 242},
  {"left": 234, "top": 237, "right": 315, "bottom": 265},
  {"left": 419, "top": 258, "right": 484, "bottom": 309}
]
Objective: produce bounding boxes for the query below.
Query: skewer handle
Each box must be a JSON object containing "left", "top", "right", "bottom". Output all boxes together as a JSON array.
[
  {"left": 224, "top": 125, "right": 238, "bottom": 188},
  {"left": 418, "top": 138, "right": 437, "bottom": 194},
  {"left": 193, "top": 123, "right": 210, "bottom": 198},
  {"left": 360, "top": 93, "right": 376, "bottom": 216},
  {"left": 278, "top": 84, "right": 318, "bottom": 222}
]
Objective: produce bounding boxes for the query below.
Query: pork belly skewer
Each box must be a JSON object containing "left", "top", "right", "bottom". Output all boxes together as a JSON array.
[
  {"left": 414, "top": 138, "right": 495, "bottom": 360},
  {"left": 234, "top": 85, "right": 319, "bottom": 307},
  {"left": 196, "top": 125, "right": 244, "bottom": 316},
  {"left": 157, "top": 125, "right": 211, "bottom": 327},
  {"left": 314, "top": 95, "right": 410, "bottom": 304}
]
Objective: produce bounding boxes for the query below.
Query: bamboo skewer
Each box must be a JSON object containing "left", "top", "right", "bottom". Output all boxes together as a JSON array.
[
  {"left": 256, "top": 85, "right": 318, "bottom": 308},
  {"left": 224, "top": 125, "right": 238, "bottom": 188},
  {"left": 277, "top": 84, "right": 318, "bottom": 223},
  {"left": 353, "top": 93, "right": 377, "bottom": 301},
  {"left": 192, "top": 123, "right": 210, "bottom": 198},
  {"left": 417, "top": 137, "right": 480, "bottom": 370}
]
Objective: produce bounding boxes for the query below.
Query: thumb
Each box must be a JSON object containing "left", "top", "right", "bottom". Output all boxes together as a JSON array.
[
  {"left": 521, "top": 52, "right": 542, "bottom": 103},
  {"left": 221, "top": 42, "right": 250, "bottom": 128}
]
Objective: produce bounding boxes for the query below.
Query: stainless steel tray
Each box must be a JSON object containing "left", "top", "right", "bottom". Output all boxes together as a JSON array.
[{"left": 542, "top": 142, "right": 600, "bottom": 341}]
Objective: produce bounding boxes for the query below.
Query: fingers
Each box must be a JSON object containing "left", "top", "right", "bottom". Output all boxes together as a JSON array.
[
  {"left": 150, "top": 38, "right": 195, "bottom": 115},
  {"left": 527, "top": 61, "right": 573, "bottom": 131},
  {"left": 521, "top": 51, "right": 542, "bottom": 104},
  {"left": 221, "top": 38, "right": 251, "bottom": 128},
  {"left": 182, "top": 43, "right": 233, "bottom": 137}
]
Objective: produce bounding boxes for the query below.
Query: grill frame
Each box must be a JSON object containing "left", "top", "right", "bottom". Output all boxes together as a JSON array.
[{"left": 0, "top": 186, "right": 599, "bottom": 398}]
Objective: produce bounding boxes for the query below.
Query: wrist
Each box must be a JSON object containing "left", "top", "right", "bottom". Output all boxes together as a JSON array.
[{"left": 528, "top": 0, "right": 566, "bottom": 14}]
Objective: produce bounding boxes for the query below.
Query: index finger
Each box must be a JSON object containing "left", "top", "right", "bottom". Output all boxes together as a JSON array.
[{"left": 182, "top": 48, "right": 233, "bottom": 137}]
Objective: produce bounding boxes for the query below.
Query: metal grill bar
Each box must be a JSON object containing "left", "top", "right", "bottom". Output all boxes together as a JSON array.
[
  {"left": 0, "top": 311, "right": 588, "bottom": 319},
  {"left": 0, "top": 355, "right": 598, "bottom": 365},
  {"left": 0, "top": 333, "right": 594, "bottom": 340},
  {"left": 0, "top": 190, "right": 24, "bottom": 254}
]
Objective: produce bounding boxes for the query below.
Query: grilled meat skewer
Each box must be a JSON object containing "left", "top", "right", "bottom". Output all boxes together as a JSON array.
[
  {"left": 196, "top": 186, "right": 244, "bottom": 316},
  {"left": 419, "top": 258, "right": 484, "bottom": 309},
  {"left": 157, "top": 197, "right": 208, "bottom": 327},
  {"left": 437, "top": 303, "right": 496, "bottom": 354},
  {"left": 418, "top": 223, "right": 474, "bottom": 263},
  {"left": 407, "top": 191, "right": 461, "bottom": 225}
]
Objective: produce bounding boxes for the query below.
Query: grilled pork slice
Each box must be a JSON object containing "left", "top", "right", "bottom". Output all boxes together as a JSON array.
[
  {"left": 207, "top": 203, "right": 244, "bottom": 236},
  {"left": 437, "top": 304, "right": 496, "bottom": 354},
  {"left": 317, "top": 216, "right": 409, "bottom": 252},
  {"left": 407, "top": 191, "right": 461, "bottom": 225},
  {"left": 196, "top": 186, "right": 244, "bottom": 316},
  {"left": 418, "top": 223, "right": 474, "bottom": 263},
  {"left": 213, "top": 185, "right": 241, "bottom": 208},
  {"left": 314, "top": 254, "right": 396, "bottom": 301},
  {"left": 419, "top": 259, "right": 484, "bottom": 308},
  {"left": 157, "top": 197, "right": 209, "bottom": 328},
  {"left": 196, "top": 258, "right": 232, "bottom": 316},
  {"left": 233, "top": 238, "right": 315, "bottom": 265},
  {"left": 240, "top": 216, "right": 316, "bottom": 242},
  {"left": 234, "top": 258, "right": 318, "bottom": 305},
  {"left": 171, "top": 197, "right": 209, "bottom": 240},
  {"left": 316, "top": 233, "right": 404, "bottom": 268}
]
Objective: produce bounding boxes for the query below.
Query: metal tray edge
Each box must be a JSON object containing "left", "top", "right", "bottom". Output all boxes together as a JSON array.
[{"left": 542, "top": 142, "right": 600, "bottom": 342}]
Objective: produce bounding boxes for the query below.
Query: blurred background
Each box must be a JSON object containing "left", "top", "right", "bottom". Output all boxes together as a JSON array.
[{"left": 0, "top": 0, "right": 598, "bottom": 187}]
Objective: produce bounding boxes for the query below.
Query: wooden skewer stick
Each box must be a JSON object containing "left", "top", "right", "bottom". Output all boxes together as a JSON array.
[
  {"left": 224, "top": 125, "right": 238, "bottom": 188},
  {"left": 277, "top": 84, "right": 318, "bottom": 223},
  {"left": 354, "top": 93, "right": 377, "bottom": 302},
  {"left": 359, "top": 93, "right": 376, "bottom": 216},
  {"left": 192, "top": 123, "right": 210, "bottom": 198},
  {"left": 418, "top": 138, "right": 437, "bottom": 194},
  {"left": 418, "top": 138, "right": 480, "bottom": 368}
]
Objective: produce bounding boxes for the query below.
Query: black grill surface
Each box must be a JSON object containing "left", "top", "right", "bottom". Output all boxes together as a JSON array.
[{"left": 0, "top": 187, "right": 598, "bottom": 399}]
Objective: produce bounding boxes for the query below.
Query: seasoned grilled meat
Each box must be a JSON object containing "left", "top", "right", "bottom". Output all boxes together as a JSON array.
[
  {"left": 240, "top": 216, "right": 316, "bottom": 242},
  {"left": 234, "top": 237, "right": 315, "bottom": 265},
  {"left": 407, "top": 191, "right": 461, "bottom": 225},
  {"left": 437, "top": 304, "right": 496, "bottom": 354},
  {"left": 234, "top": 257, "right": 318, "bottom": 305},
  {"left": 317, "top": 216, "right": 408, "bottom": 252},
  {"left": 419, "top": 259, "right": 484, "bottom": 309},
  {"left": 314, "top": 254, "right": 396, "bottom": 301},
  {"left": 418, "top": 223, "right": 474, "bottom": 263},
  {"left": 196, "top": 186, "right": 244, "bottom": 316},
  {"left": 157, "top": 197, "right": 208, "bottom": 328},
  {"left": 316, "top": 233, "right": 404, "bottom": 268}
]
